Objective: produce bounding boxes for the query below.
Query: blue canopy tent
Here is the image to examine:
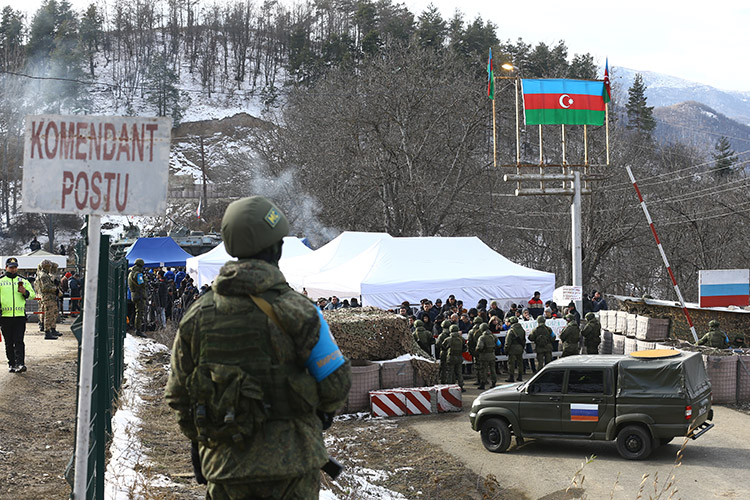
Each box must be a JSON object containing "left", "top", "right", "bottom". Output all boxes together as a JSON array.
[{"left": 125, "top": 237, "right": 193, "bottom": 268}]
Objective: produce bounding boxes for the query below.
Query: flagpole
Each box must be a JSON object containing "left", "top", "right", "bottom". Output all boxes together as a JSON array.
[
  {"left": 514, "top": 77, "right": 520, "bottom": 165},
  {"left": 605, "top": 103, "right": 610, "bottom": 165},
  {"left": 492, "top": 95, "right": 497, "bottom": 168}
]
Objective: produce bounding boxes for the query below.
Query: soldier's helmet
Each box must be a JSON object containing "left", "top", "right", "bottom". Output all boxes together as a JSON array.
[
  {"left": 221, "top": 196, "right": 289, "bottom": 258},
  {"left": 565, "top": 313, "right": 575, "bottom": 321},
  {"left": 709, "top": 320, "right": 720, "bottom": 328},
  {"left": 537, "top": 317, "right": 546, "bottom": 324},
  {"left": 449, "top": 325, "right": 459, "bottom": 332},
  {"left": 134, "top": 258, "right": 145, "bottom": 267},
  {"left": 480, "top": 323, "right": 489, "bottom": 331},
  {"left": 585, "top": 312, "right": 595, "bottom": 321},
  {"left": 473, "top": 316, "right": 483, "bottom": 324},
  {"left": 414, "top": 319, "right": 424, "bottom": 327},
  {"left": 441, "top": 320, "right": 451, "bottom": 328},
  {"left": 40, "top": 259, "right": 52, "bottom": 272},
  {"left": 508, "top": 316, "right": 518, "bottom": 324}
]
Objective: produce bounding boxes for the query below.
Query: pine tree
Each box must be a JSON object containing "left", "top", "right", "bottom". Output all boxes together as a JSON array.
[
  {"left": 416, "top": 5, "right": 445, "bottom": 49},
  {"left": 145, "top": 53, "right": 183, "bottom": 125},
  {"left": 79, "top": 4, "right": 102, "bottom": 78},
  {"left": 712, "top": 137, "right": 737, "bottom": 178},
  {"left": 626, "top": 73, "right": 656, "bottom": 135}
]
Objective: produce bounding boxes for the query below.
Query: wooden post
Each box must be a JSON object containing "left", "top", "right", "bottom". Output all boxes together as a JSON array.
[{"left": 605, "top": 103, "right": 610, "bottom": 165}]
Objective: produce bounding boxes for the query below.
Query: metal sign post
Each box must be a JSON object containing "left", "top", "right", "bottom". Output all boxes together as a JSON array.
[
  {"left": 22, "top": 115, "right": 171, "bottom": 499},
  {"left": 74, "top": 214, "right": 100, "bottom": 496}
]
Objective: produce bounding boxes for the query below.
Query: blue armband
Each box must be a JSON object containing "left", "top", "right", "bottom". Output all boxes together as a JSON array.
[{"left": 306, "top": 309, "right": 345, "bottom": 382}]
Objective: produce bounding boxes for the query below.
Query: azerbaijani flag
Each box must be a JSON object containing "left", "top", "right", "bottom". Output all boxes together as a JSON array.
[
  {"left": 603, "top": 58, "right": 611, "bottom": 103},
  {"left": 522, "top": 79, "right": 607, "bottom": 126},
  {"left": 570, "top": 403, "right": 599, "bottom": 422},
  {"left": 487, "top": 48, "right": 494, "bottom": 100}
]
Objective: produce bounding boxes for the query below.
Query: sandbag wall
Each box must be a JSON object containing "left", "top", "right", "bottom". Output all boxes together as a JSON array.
[
  {"left": 599, "top": 310, "right": 670, "bottom": 356},
  {"left": 601, "top": 310, "right": 750, "bottom": 404},
  {"left": 325, "top": 307, "right": 442, "bottom": 412}
]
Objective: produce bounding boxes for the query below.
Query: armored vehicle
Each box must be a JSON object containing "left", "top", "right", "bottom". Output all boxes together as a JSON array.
[{"left": 469, "top": 350, "right": 713, "bottom": 459}]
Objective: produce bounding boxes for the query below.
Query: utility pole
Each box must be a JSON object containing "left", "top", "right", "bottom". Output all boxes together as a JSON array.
[
  {"left": 199, "top": 136, "right": 207, "bottom": 213},
  {"left": 571, "top": 171, "right": 583, "bottom": 314}
]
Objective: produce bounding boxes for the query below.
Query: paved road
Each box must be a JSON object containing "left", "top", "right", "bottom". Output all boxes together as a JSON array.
[{"left": 408, "top": 387, "right": 750, "bottom": 500}]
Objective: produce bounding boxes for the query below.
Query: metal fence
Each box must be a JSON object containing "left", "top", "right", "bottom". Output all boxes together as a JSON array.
[{"left": 68, "top": 234, "right": 128, "bottom": 499}]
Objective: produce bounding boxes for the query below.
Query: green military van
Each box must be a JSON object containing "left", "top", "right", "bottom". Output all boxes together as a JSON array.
[{"left": 469, "top": 350, "right": 713, "bottom": 459}]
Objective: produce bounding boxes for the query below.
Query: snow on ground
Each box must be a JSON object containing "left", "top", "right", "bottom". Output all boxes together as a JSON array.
[
  {"left": 104, "top": 335, "right": 169, "bottom": 500},
  {"left": 105, "top": 335, "right": 408, "bottom": 499}
]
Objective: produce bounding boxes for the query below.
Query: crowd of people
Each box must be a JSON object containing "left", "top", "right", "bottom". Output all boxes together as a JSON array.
[
  {"left": 126, "top": 263, "right": 212, "bottom": 335},
  {"left": 398, "top": 292, "right": 606, "bottom": 391}
]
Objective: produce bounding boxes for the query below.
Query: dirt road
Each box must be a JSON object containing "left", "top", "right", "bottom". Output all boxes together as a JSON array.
[
  {"left": 0, "top": 321, "right": 79, "bottom": 500},
  {"left": 408, "top": 388, "right": 750, "bottom": 500}
]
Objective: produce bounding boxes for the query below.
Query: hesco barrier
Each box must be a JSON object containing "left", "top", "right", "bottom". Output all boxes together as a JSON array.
[
  {"left": 67, "top": 234, "right": 127, "bottom": 499},
  {"left": 347, "top": 361, "right": 381, "bottom": 412},
  {"left": 703, "top": 355, "right": 738, "bottom": 404}
]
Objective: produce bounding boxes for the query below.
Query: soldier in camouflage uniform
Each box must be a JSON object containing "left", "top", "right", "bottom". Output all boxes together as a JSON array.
[
  {"left": 36, "top": 260, "right": 60, "bottom": 340},
  {"left": 475, "top": 324, "right": 497, "bottom": 390},
  {"left": 697, "top": 320, "right": 730, "bottom": 349},
  {"left": 128, "top": 258, "right": 147, "bottom": 336},
  {"left": 581, "top": 312, "right": 601, "bottom": 355},
  {"left": 505, "top": 316, "right": 526, "bottom": 382},
  {"left": 528, "top": 316, "right": 554, "bottom": 368},
  {"left": 442, "top": 325, "right": 466, "bottom": 391},
  {"left": 560, "top": 313, "right": 581, "bottom": 357},
  {"left": 165, "top": 196, "right": 352, "bottom": 500},
  {"left": 412, "top": 319, "right": 434, "bottom": 356},
  {"left": 435, "top": 319, "right": 452, "bottom": 383},
  {"left": 467, "top": 316, "right": 483, "bottom": 357}
]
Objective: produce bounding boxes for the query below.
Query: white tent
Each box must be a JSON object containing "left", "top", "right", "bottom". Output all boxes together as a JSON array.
[
  {"left": 2, "top": 250, "right": 67, "bottom": 271},
  {"left": 279, "top": 231, "right": 393, "bottom": 292},
  {"left": 187, "top": 237, "right": 313, "bottom": 288},
  {"left": 302, "top": 236, "right": 555, "bottom": 309}
]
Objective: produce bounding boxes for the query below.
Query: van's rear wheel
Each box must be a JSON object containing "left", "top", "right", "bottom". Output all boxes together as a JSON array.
[
  {"left": 480, "top": 418, "right": 511, "bottom": 453},
  {"left": 616, "top": 425, "right": 653, "bottom": 460}
]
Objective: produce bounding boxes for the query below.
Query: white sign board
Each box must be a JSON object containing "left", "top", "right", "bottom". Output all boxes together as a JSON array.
[
  {"left": 22, "top": 115, "right": 171, "bottom": 216},
  {"left": 561, "top": 286, "right": 582, "bottom": 302}
]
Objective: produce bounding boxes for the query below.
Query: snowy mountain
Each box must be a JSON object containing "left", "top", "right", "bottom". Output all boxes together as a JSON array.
[{"left": 613, "top": 67, "right": 750, "bottom": 126}]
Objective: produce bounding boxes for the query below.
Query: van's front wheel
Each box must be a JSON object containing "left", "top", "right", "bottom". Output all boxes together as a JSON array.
[
  {"left": 480, "top": 418, "right": 511, "bottom": 453},
  {"left": 616, "top": 425, "right": 653, "bottom": 460}
]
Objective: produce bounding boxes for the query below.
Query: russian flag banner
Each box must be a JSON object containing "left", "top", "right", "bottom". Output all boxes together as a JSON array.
[
  {"left": 699, "top": 269, "right": 750, "bottom": 308},
  {"left": 570, "top": 403, "right": 599, "bottom": 422}
]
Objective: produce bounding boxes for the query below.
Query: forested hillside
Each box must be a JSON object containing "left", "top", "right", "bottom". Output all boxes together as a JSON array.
[{"left": 1, "top": 0, "right": 748, "bottom": 301}]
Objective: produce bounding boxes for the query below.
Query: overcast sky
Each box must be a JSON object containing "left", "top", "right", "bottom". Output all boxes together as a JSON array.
[{"left": 7, "top": 0, "right": 749, "bottom": 92}]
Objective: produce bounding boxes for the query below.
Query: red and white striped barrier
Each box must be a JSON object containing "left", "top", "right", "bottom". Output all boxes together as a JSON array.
[
  {"left": 436, "top": 384, "right": 463, "bottom": 412},
  {"left": 370, "top": 390, "right": 406, "bottom": 417},
  {"left": 395, "top": 387, "right": 434, "bottom": 415}
]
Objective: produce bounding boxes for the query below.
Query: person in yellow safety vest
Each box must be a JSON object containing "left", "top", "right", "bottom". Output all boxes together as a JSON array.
[{"left": 0, "top": 257, "right": 37, "bottom": 373}]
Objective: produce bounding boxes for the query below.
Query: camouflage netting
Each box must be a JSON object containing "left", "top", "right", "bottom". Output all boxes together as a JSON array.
[{"left": 324, "top": 307, "right": 439, "bottom": 385}]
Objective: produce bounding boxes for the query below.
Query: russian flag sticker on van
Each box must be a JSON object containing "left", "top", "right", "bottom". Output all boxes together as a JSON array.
[{"left": 570, "top": 403, "right": 599, "bottom": 422}]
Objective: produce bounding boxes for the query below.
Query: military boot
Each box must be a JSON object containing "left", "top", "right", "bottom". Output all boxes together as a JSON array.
[
  {"left": 517, "top": 375, "right": 523, "bottom": 382},
  {"left": 505, "top": 375, "right": 515, "bottom": 382},
  {"left": 135, "top": 330, "right": 147, "bottom": 338},
  {"left": 44, "top": 331, "right": 58, "bottom": 340},
  {"left": 477, "top": 384, "right": 486, "bottom": 390},
  {"left": 16, "top": 365, "right": 27, "bottom": 373},
  {"left": 52, "top": 329, "right": 62, "bottom": 337}
]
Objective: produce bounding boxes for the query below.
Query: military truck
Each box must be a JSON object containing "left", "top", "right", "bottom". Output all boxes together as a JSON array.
[{"left": 469, "top": 350, "right": 713, "bottom": 459}]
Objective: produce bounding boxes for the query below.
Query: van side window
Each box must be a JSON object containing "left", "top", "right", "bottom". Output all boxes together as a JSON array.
[
  {"left": 567, "top": 369, "right": 606, "bottom": 394},
  {"left": 529, "top": 370, "right": 564, "bottom": 393}
]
